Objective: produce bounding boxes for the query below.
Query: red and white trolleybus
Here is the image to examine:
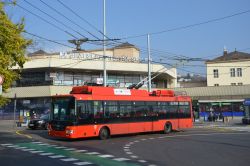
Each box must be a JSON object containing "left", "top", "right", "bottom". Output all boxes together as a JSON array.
[{"left": 48, "top": 86, "right": 193, "bottom": 139}]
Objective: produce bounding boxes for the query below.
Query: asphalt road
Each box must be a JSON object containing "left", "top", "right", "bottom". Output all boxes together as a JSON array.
[{"left": 0, "top": 127, "right": 250, "bottom": 166}]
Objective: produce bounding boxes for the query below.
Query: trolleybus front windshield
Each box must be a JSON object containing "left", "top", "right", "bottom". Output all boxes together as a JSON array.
[{"left": 52, "top": 97, "right": 76, "bottom": 121}]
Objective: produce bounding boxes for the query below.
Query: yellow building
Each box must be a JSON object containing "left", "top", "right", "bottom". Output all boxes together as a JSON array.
[{"left": 206, "top": 50, "right": 250, "bottom": 86}]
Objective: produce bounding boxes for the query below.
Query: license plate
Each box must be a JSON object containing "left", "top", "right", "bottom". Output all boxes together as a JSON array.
[{"left": 29, "top": 124, "right": 34, "bottom": 126}]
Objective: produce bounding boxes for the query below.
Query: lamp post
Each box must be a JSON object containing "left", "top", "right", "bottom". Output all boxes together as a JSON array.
[
  {"left": 103, "top": 0, "right": 107, "bottom": 87},
  {"left": 147, "top": 34, "right": 152, "bottom": 92}
]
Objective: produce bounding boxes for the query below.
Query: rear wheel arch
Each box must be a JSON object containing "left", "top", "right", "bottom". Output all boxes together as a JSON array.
[
  {"left": 163, "top": 121, "right": 172, "bottom": 134},
  {"left": 98, "top": 126, "right": 110, "bottom": 140}
]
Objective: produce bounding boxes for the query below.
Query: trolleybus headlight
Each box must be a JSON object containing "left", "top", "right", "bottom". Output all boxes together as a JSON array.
[{"left": 66, "top": 129, "right": 74, "bottom": 135}]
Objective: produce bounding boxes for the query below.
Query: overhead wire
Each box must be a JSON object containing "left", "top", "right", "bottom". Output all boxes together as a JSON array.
[
  {"left": 152, "top": 60, "right": 250, "bottom": 76},
  {"left": 56, "top": 0, "right": 103, "bottom": 36},
  {"left": 56, "top": 0, "right": 120, "bottom": 43},
  {"left": 23, "top": 0, "right": 87, "bottom": 39},
  {"left": 15, "top": 3, "right": 78, "bottom": 39},
  {"left": 119, "top": 9, "right": 250, "bottom": 40},
  {"left": 39, "top": 0, "right": 100, "bottom": 40},
  {"left": 18, "top": 1, "right": 250, "bottom": 73},
  {"left": 23, "top": 31, "right": 75, "bottom": 49},
  {"left": 54, "top": 0, "right": 192, "bottom": 61}
]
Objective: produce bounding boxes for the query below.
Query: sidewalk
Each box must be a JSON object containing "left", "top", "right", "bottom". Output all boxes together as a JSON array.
[
  {"left": 0, "top": 120, "right": 26, "bottom": 132},
  {"left": 194, "top": 117, "right": 250, "bottom": 132},
  {"left": 194, "top": 116, "right": 242, "bottom": 126}
]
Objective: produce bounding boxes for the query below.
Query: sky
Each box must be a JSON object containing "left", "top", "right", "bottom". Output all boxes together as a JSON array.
[{"left": 4, "top": 0, "right": 250, "bottom": 76}]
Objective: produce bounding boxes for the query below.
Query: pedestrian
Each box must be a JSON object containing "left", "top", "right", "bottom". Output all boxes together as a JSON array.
[{"left": 193, "top": 111, "right": 196, "bottom": 122}]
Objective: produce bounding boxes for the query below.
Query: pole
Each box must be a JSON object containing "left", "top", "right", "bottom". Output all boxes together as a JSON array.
[
  {"left": 103, "top": 0, "right": 107, "bottom": 87},
  {"left": 13, "top": 93, "right": 17, "bottom": 127},
  {"left": 147, "top": 34, "right": 152, "bottom": 92}
]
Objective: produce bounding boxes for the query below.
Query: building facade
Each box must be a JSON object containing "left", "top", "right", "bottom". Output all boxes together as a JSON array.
[
  {"left": 206, "top": 50, "right": 250, "bottom": 86},
  {"left": 1, "top": 43, "right": 177, "bottom": 120}
]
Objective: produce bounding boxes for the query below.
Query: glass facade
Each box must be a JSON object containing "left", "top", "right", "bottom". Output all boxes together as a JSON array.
[
  {"left": 15, "top": 70, "right": 165, "bottom": 88},
  {"left": 199, "top": 102, "right": 244, "bottom": 117},
  {"left": 16, "top": 71, "right": 52, "bottom": 87},
  {"left": 0, "top": 97, "right": 51, "bottom": 120}
]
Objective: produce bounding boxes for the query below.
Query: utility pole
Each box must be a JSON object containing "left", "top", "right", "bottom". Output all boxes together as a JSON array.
[
  {"left": 103, "top": 0, "right": 107, "bottom": 87},
  {"left": 13, "top": 93, "right": 17, "bottom": 127},
  {"left": 147, "top": 34, "right": 152, "bottom": 92}
]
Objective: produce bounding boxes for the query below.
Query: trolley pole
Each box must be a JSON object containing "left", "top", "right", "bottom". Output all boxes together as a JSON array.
[
  {"left": 147, "top": 34, "right": 152, "bottom": 92},
  {"left": 103, "top": 0, "right": 107, "bottom": 87}
]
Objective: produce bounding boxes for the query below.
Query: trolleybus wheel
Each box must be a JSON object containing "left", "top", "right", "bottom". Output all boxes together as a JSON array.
[
  {"left": 164, "top": 122, "right": 172, "bottom": 134},
  {"left": 99, "top": 127, "right": 110, "bottom": 140}
]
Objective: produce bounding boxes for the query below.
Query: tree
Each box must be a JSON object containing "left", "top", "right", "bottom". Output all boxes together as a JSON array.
[{"left": 0, "top": 1, "right": 32, "bottom": 106}]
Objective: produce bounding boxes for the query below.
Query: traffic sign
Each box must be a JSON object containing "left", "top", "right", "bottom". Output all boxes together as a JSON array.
[{"left": 0, "top": 75, "right": 4, "bottom": 85}]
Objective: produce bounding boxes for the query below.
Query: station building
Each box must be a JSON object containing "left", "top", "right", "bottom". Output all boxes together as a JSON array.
[
  {"left": 176, "top": 50, "right": 250, "bottom": 120},
  {"left": 1, "top": 43, "right": 177, "bottom": 119},
  {"left": 206, "top": 49, "right": 250, "bottom": 86}
]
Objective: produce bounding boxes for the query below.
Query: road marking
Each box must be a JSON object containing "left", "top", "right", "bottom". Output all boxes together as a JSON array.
[
  {"left": 126, "top": 152, "right": 133, "bottom": 155},
  {"left": 75, "top": 150, "right": 87, "bottom": 153},
  {"left": 1, "top": 143, "right": 13, "bottom": 146},
  {"left": 55, "top": 146, "right": 67, "bottom": 149},
  {"left": 15, "top": 130, "right": 32, "bottom": 139},
  {"left": 61, "top": 158, "right": 78, "bottom": 162},
  {"left": 130, "top": 155, "right": 138, "bottom": 158},
  {"left": 158, "top": 136, "right": 165, "bottom": 139},
  {"left": 37, "top": 143, "right": 49, "bottom": 146},
  {"left": 138, "top": 160, "right": 147, "bottom": 163},
  {"left": 15, "top": 147, "right": 27, "bottom": 149},
  {"left": 21, "top": 148, "right": 35, "bottom": 151},
  {"left": 124, "top": 132, "right": 250, "bottom": 166},
  {"left": 4, "top": 142, "right": 139, "bottom": 166},
  {"left": 113, "top": 158, "right": 130, "bottom": 161},
  {"left": 32, "top": 142, "right": 42, "bottom": 144},
  {"left": 30, "top": 150, "right": 44, "bottom": 153},
  {"left": 74, "top": 162, "right": 93, "bottom": 165},
  {"left": 98, "top": 154, "right": 114, "bottom": 158},
  {"left": 6, "top": 145, "right": 18, "bottom": 148},
  {"left": 64, "top": 148, "right": 77, "bottom": 151},
  {"left": 40, "top": 152, "right": 54, "bottom": 156},
  {"left": 49, "top": 155, "right": 65, "bottom": 159},
  {"left": 85, "top": 152, "right": 100, "bottom": 155}
]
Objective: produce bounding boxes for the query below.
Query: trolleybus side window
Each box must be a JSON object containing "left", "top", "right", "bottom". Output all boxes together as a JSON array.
[
  {"left": 104, "top": 101, "right": 119, "bottom": 118},
  {"left": 93, "top": 101, "right": 104, "bottom": 119},
  {"left": 169, "top": 102, "right": 179, "bottom": 118},
  {"left": 77, "top": 101, "right": 93, "bottom": 121},
  {"left": 158, "top": 102, "right": 168, "bottom": 118},
  {"left": 179, "top": 101, "right": 191, "bottom": 118},
  {"left": 134, "top": 101, "right": 148, "bottom": 117},
  {"left": 119, "top": 101, "right": 132, "bottom": 118},
  {"left": 146, "top": 101, "right": 158, "bottom": 116}
]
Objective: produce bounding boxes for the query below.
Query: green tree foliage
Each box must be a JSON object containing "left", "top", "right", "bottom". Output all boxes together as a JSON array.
[{"left": 0, "top": 1, "right": 31, "bottom": 106}]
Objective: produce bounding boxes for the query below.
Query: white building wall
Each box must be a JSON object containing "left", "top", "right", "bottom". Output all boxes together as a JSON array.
[{"left": 207, "top": 60, "right": 250, "bottom": 86}]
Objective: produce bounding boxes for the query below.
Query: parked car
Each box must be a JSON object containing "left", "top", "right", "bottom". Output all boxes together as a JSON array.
[{"left": 28, "top": 114, "right": 50, "bottom": 130}]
